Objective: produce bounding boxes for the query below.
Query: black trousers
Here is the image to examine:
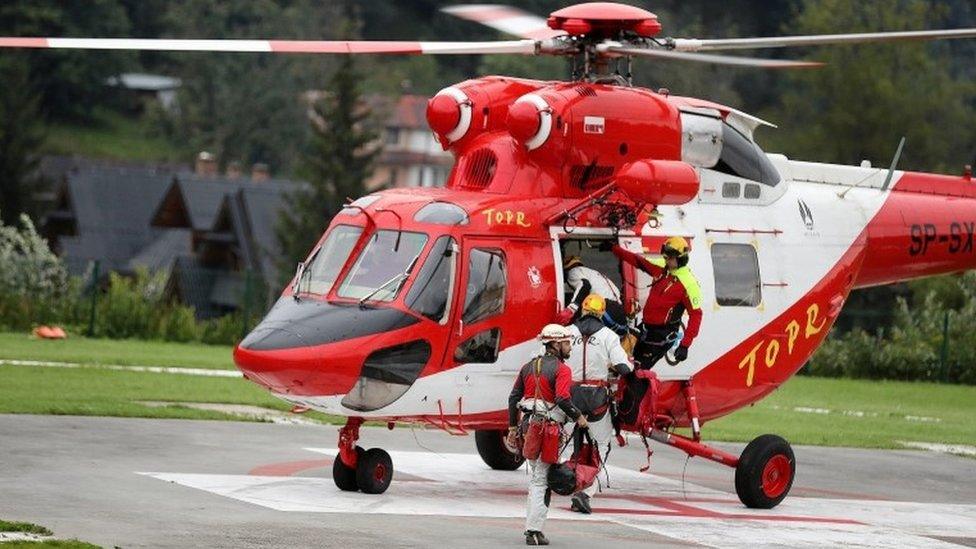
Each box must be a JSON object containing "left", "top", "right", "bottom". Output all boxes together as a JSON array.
[{"left": 633, "top": 323, "right": 680, "bottom": 369}]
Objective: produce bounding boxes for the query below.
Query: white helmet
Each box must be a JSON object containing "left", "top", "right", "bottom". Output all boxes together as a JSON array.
[{"left": 538, "top": 323, "right": 573, "bottom": 344}]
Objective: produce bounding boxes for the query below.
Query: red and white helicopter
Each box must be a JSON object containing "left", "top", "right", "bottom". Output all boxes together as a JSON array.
[{"left": 6, "top": 1, "right": 976, "bottom": 508}]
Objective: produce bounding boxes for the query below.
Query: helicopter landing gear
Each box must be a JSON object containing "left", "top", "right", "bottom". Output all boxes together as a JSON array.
[
  {"left": 474, "top": 429, "right": 525, "bottom": 470},
  {"left": 734, "top": 434, "right": 795, "bottom": 509},
  {"left": 333, "top": 417, "right": 395, "bottom": 494}
]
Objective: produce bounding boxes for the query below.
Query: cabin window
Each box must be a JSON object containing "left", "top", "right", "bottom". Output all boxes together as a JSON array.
[
  {"left": 462, "top": 248, "right": 506, "bottom": 324},
  {"left": 337, "top": 230, "right": 428, "bottom": 301},
  {"left": 454, "top": 328, "right": 501, "bottom": 364},
  {"left": 414, "top": 202, "right": 469, "bottom": 225},
  {"left": 744, "top": 183, "right": 761, "bottom": 199},
  {"left": 722, "top": 182, "right": 741, "bottom": 198},
  {"left": 711, "top": 243, "right": 761, "bottom": 307},
  {"left": 405, "top": 236, "right": 457, "bottom": 323},
  {"left": 713, "top": 123, "right": 781, "bottom": 187},
  {"left": 299, "top": 225, "right": 363, "bottom": 295}
]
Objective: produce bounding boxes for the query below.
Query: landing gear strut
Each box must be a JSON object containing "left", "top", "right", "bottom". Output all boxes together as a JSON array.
[
  {"left": 647, "top": 381, "right": 796, "bottom": 509},
  {"left": 333, "top": 417, "right": 394, "bottom": 494}
]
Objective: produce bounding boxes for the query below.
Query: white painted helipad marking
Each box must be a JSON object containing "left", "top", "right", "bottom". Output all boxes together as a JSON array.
[
  {"left": 898, "top": 441, "right": 976, "bottom": 457},
  {"left": 0, "top": 359, "right": 241, "bottom": 377},
  {"left": 140, "top": 449, "right": 976, "bottom": 548}
]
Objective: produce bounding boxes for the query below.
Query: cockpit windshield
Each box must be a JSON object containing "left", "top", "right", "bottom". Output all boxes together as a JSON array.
[
  {"left": 337, "top": 230, "right": 428, "bottom": 302},
  {"left": 297, "top": 225, "right": 363, "bottom": 295}
]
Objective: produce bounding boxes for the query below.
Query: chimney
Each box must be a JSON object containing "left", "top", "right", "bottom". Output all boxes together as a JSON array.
[
  {"left": 251, "top": 163, "right": 270, "bottom": 182},
  {"left": 195, "top": 151, "right": 217, "bottom": 177},
  {"left": 226, "top": 161, "right": 243, "bottom": 180}
]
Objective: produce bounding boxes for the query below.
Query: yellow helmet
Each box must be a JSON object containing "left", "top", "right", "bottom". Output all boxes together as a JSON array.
[
  {"left": 563, "top": 255, "right": 583, "bottom": 270},
  {"left": 661, "top": 236, "right": 690, "bottom": 258},
  {"left": 581, "top": 293, "right": 606, "bottom": 317}
]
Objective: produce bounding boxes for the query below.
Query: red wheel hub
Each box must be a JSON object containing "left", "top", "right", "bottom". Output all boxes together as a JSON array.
[
  {"left": 373, "top": 462, "right": 388, "bottom": 482},
  {"left": 761, "top": 454, "right": 792, "bottom": 498}
]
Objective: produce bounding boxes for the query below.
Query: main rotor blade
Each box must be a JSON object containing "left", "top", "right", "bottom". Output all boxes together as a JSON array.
[
  {"left": 674, "top": 28, "right": 976, "bottom": 52},
  {"left": 609, "top": 46, "right": 824, "bottom": 69},
  {"left": 441, "top": 4, "right": 564, "bottom": 40},
  {"left": 0, "top": 37, "right": 543, "bottom": 55}
]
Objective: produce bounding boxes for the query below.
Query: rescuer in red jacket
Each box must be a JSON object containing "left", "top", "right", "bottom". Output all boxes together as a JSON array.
[
  {"left": 507, "top": 324, "right": 587, "bottom": 546},
  {"left": 604, "top": 237, "right": 703, "bottom": 368}
]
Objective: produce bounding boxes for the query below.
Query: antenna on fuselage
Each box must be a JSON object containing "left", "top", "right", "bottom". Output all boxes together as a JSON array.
[{"left": 882, "top": 136, "right": 907, "bottom": 192}]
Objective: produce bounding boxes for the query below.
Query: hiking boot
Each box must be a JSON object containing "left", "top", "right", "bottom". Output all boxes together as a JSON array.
[
  {"left": 570, "top": 492, "right": 592, "bottom": 514},
  {"left": 525, "top": 531, "right": 549, "bottom": 545}
]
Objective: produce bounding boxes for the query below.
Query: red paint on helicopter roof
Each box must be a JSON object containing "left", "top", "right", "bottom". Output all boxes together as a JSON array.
[{"left": 549, "top": 3, "right": 656, "bottom": 22}]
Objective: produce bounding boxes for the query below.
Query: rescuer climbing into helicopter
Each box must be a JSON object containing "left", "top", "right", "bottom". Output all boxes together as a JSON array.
[
  {"left": 507, "top": 324, "right": 587, "bottom": 546},
  {"left": 603, "top": 237, "right": 702, "bottom": 368},
  {"left": 557, "top": 254, "right": 629, "bottom": 334},
  {"left": 566, "top": 293, "right": 632, "bottom": 514}
]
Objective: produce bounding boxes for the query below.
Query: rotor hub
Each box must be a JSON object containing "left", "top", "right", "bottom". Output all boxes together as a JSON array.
[{"left": 547, "top": 2, "right": 662, "bottom": 39}]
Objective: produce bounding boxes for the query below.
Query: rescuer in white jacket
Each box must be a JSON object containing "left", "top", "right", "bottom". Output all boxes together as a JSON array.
[
  {"left": 566, "top": 293, "right": 633, "bottom": 514},
  {"left": 557, "top": 256, "right": 627, "bottom": 334}
]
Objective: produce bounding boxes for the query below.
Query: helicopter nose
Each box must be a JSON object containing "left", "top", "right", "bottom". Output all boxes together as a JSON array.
[{"left": 233, "top": 297, "right": 421, "bottom": 397}]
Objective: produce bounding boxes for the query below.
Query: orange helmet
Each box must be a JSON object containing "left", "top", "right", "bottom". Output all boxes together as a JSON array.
[{"left": 581, "top": 293, "right": 606, "bottom": 317}]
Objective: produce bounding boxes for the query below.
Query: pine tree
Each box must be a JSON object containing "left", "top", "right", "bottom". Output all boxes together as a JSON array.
[{"left": 276, "top": 55, "right": 379, "bottom": 280}]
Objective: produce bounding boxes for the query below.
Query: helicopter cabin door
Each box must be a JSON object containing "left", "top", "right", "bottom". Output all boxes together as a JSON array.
[{"left": 446, "top": 237, "right": 557, "bottom": 383}]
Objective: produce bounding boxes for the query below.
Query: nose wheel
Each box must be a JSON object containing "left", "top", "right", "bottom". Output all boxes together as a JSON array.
[{"left": 333, "top": 417, "right": 395, "bottom": 494}]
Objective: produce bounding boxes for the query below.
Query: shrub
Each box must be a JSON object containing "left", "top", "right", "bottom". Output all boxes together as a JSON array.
[{"left": 0, "top": 214, "right": 73, "bottom": 329}]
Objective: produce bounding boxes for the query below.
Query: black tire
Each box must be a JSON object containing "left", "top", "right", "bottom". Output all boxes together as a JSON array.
[
  {"left": 735, "top": 434, "right": 795, "bottom": 509},
  {"left": 475, "top": 429, "right": 525, "bottom": 471},
  {"left": 356, "top": 448, "right": 393, "bottom": 494},
  {"left": 332, "top": 446, "right": 363, "bottom": 492}
]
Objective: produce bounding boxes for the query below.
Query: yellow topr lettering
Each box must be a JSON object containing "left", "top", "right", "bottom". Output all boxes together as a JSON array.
[
  {"left": 805, "top": 304, "right": 826, "bottom": 338},
  {"left": 738, "top": 341, "right": 764, "bottom": 387},
  {"left": 785, "top": 320, "right": 800, "bottom": 354},
  {"left": 505, "top": 210, "right": 514, "bottom": 224},
  {"left": 516, "top": 211, "right": 530, "bottom": 227},
  {"left": 765, "top": 339, "right": 780, "bottom": 368},
  {"left": 495, "top": 211, "right": 505, "bottom": 224},
  {"left": 483, "top": 209, "right": 495, "bottom": 225}
]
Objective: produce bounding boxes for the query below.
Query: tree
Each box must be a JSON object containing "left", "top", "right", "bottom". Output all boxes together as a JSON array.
[
  {"left": 763, "top": 0, "right": 976, "bottom": 172},
  {"left": 0, "top": 57, "right": 46, "bottom": 221},
  {"left": 276, "top": 55, "right": 379, "bottom": 279}
]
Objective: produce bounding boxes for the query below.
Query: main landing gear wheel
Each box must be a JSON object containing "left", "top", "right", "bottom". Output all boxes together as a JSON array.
[
  {"left": 735, "top": 434, "right": 795, "bottom": 509},
  {"left": 356, "top": 448, "right": 394, "bottom": 494},
  {"left": 475, "top": 429, "right": 525, "bottom": 470},
  {"left": 332, "top": 445, "right": 364, "bottom": 492}
]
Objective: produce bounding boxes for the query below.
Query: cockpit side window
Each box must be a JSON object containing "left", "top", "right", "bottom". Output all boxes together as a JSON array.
[
  {"left": 462, "top": 248, "right": 506, "bottom": 324},
  {"left": 337, "top": 230, "right": 428, "bottom": 301},
  {"left": 713, "top": 123, "right": 781, "bottom": 187},
  {"left": 405, "top": 236, "right": 457, "bottom": 323},
  {"left": 299, "top": 225, "right": 363, "bottom": 295}
]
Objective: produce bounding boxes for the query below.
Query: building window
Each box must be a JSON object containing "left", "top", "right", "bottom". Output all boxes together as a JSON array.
[
  {"left": 385, "top": 128, "right": 401, "bottom": 146},
  {"left": 711, "top": 243, "right": 761, "bottom": 307}
]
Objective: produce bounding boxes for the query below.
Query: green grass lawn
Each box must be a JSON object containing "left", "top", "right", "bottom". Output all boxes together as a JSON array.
[
  {"left": 43, "top": 109, "right": 184, "bottom": 163},
  {"left": 705, "top": 376, "right": 976, "bottom": 448},
  {"left": 0, "top": 333, "right": 973, "bottom": 448},
  {"left": 0, "top": 333, "right": 235, "bottom": 370},
  {"left": 0, "top": 519, "right": 98, "bottom": 548}
]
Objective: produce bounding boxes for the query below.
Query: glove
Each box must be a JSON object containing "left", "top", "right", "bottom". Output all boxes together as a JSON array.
[
  {"left": 598, "top": 240, "right": 615, "bottom": 252},
  {"left": 555, "top": 307, "right": 575, "bottom": 325},
  {"left": 673, "top": 345, "right": 689, "bottom": 362}
]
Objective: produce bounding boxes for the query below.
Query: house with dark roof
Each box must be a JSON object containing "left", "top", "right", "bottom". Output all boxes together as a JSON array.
[
  {"left": 42, "top": 164, "right": 188, "bottom": 275},
  {"left": 366, "top": 95, "right": 454, "bottom": 190},
  {"left": 151, "top": 174, "right": 302, "bottom": 318}
]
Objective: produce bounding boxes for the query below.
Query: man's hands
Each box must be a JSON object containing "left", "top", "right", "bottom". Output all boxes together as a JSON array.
[
  {"left": 673, "top": 345, "right": 689, "bottom": 362},
  {"left": 576, "top": 415, "right": 589, "bottom": 429},
  {"left": 506, "top": 427, "right": 519, "bottom": 449}
]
